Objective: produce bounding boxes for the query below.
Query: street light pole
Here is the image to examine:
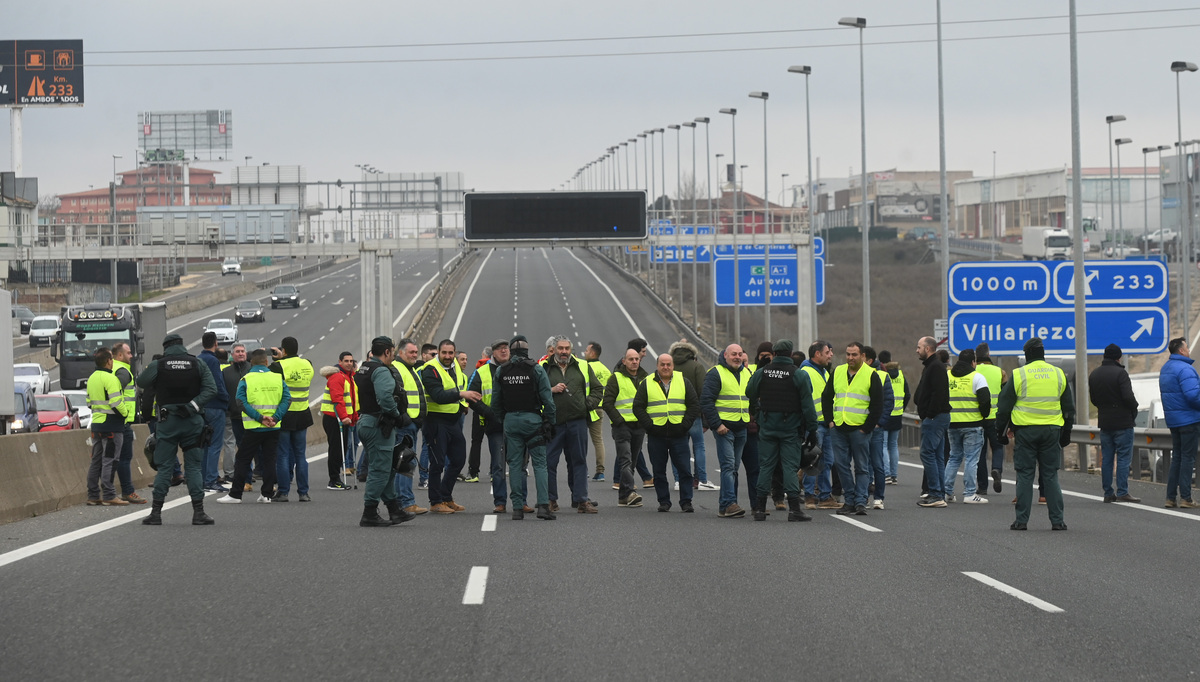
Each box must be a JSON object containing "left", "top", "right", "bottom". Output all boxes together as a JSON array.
[
  {"left": 1143, "top": 146, "right": 1154, "bottom": 257},
  {"left": 1115, "top": 137, "right": 1132, "bottom": 244},
  {"left": 839, "top": 16, "right": 871, "bottom": 344},
  {"left": 720, "top": 108, "right": 740, "bottom": 344},
  {"left": 683, "top": 121, "right": 698, "bottom": 330},
  {"left": 698, "top": 117, "right": 713, "bottom": 340},
  {"left": 1173, "top": 60, "right": 1198, "bottom": 340},
  {"left": 716, "top": 150, "right": 726, "bottom": 337},
  {"left": 937, "top": 0, "right": 951, "bottom": 315},
  {"left": 1106, "top": 115, "right": 1126, "bottom": 245},
  {"left": 111, "top": 154, "right": 122, "bottom": 303},
  {"left": 669, "top": 124, "right": 683, "bottom": 314},
  {"left": 750, "top": 91, "right": 771, "bottom": 341},
  {"left": 789, "top": 65, "right": 817, "bottom": 339}
]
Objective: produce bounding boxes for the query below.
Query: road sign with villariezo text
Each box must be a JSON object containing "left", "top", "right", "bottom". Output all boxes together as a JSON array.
[{"left": 947, "top": 259, "right": 1168, "bottom": 356}]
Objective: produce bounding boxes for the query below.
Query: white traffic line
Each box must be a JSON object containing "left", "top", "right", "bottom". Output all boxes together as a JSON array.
[
  {"left": 391, "top": 253, "right": 462, "bottom": 331},
  {"left": 564, "top": 249, "right": 656, "bottom": 358},
  {"left": 829, "top": 514, "right": 883, "bottom": 532},
  {"left": 462, "top": 566, "right": 489, "bottom": 605},
  {"left": 0, "top": 449, "right": 329, "bottom": 570},
  {"left": 898, "top": 461, "right": 1200, "bottom": 522},
  {"left": 449, "top": 249, "right": 494, "bottom": 340},
  {"left": 481, "top": 515, "right": 497, "bottom": 532},
  {"left": 962, "top": 571, "right": 1064, "bottom": 613}
]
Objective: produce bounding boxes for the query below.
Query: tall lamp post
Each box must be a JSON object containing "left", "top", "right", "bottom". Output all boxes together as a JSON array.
[
  {"left": 750, "top": 91, "right": 772, "bottom": 341},
  {"left": 1143, "top": 146, "right": 1154, "bottom": 257},
  {"left": 716, "top": 149, "right": 726, "bottom": 336},
  {"left": 1173, "top": 60, "right": 1198, "bottom": 340},
  {"left": 1115, "top": 137, "right": 1133, "bottom": 245},
  {"left": 111, "top": 154, "right": 122, "bottom": 302},
  {"left": 683, "top": 121, "right": 698, "bottom": 329},
  {"left": 719, "top": 108, "right": 740, "bottom": 343},
  {"left": 1106, "top": 114, "right": 1126, "bottom": 244},
  {"left": 839, "top": 16, "right": 871, "bottom": 344},
  {"left": 789, "top": 64, "right": 818, "bottom": 338},
  {"left": 698, "top": 118, "right": 713, "bottom": 338},
  {"left": 669, "top": 123, "right": 682, "bottom": 310}
]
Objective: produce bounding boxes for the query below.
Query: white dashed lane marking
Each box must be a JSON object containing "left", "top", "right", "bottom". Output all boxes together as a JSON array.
[
  {"left": 962, "top": 572, "right": 1064, "bottom": 613},
  {"left": 462, "top": 566, "right": 489, "bottom": 605}
]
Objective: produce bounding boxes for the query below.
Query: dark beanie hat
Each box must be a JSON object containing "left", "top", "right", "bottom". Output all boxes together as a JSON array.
[
  {"left": 509, "top": 335, "right": 529, "bottom": 357},
  {"left": 756, "top": 341, "right": 774, "bottom": 356},
  {"left": 281, "top": 336, "right": 299, "bottom": 356},
  {"left": 1023, "top": 337, "right": 1045, "bottom": 361},
  {"left": 1104, "top": 343, "right": 1122, "bottom": 360}
]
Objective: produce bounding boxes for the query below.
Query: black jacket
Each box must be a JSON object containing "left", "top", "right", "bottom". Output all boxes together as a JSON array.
[
  {"left": 914, "top": 353, "right": 951, "bottom": 420},
  {"left": 1089, "top": 358, "right": 1138, "bottom": 431},
  {"left": 633, "top": 373, "right": 700, "bottom": 438}
]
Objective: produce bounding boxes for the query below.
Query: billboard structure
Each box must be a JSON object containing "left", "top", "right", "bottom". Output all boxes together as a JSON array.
[
  {"left": 465, "top": 191, "right": 647, "bottom": 241},
  {"left": 138, "top": 110, "right": 233, "bottom": 162},
  {"left": 0, "top": 40, "right": 84, "bottom": 107}
]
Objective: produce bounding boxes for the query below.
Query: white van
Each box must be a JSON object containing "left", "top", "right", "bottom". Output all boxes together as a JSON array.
[{"left": 28, "top": 315, "right": 60, "bottom": 348}]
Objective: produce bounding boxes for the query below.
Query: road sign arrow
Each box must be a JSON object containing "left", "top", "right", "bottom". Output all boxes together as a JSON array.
[
  {"left": 1065, "top": 268, "right": 1100, "bottom": 297},
  {"left": 1130, "top": 317, "right": 1155, "bottom": 342}
]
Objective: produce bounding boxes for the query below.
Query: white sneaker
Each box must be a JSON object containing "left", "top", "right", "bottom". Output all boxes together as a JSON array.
[
  {"left": 872, "top": 499, "right": 884, "bottom": 510},
  {"left": 964, "top": 494, "right": 989, "bottom": 504},
  {"left": 673, "top": 482, "right": 679, "bottom": 491},
  {"left": 216, "top": 495, "right": 241, "bottom": 504},
  {"left": 946, "top": 495, "right": 957, "bottom": 503},
  {"left": 697, "top": 481, "right": 719, "bottom": 491},
  {"left": 256, "top": 494, "right": 272, "bottom": 504}
]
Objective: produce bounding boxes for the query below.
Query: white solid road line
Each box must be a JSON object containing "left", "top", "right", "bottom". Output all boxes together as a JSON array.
[
  {"left": 449, "top": 249, "right": 494, "bottom": 340},
  {"left": 462, "top": 566, "right": 489, "bottom": 605},
  {"left": 564, "top": 249, "right": 656, "bottom": 358},
  {"left": 898, "top": 461, "right": 1200, "bottom": 522},
  {"left": 962, "top": 571, "right": 1064, "bottom": 613},
  {"left": 392, "top": 252, "right": 463, "bottom": 330},
  {"left": 481, "top": 515, "right": 497, "bottom": 532},
  {"left": 829, "top": 514, "right": 883, "bottom": 532},
  {"left": 0, "top": 449, "right": 330, "bottom": 570}
]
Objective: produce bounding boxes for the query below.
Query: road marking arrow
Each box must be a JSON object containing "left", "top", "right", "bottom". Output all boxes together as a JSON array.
[{"left": 1130, "top": 317, "right": 1155, "bottom": 342}]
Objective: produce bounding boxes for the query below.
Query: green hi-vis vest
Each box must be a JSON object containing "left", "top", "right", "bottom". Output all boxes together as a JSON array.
[
  {"left": 423, "top": 359, "right": 467, "bottom": 414},
  {"left": 644, "top": 376, "right": 687, "bottom": 426},
  {"left": 948, "top": 369, "right": 982, "bottom": 423},
  {"left": 890, "top": 369, "right": 906, "bottom": 417},
  {"left": 611, "top": 372, "right": 639, "bottom": 423},
  {"left": 712, "top": 364, "right": 750, "bottom": 423},
  {"left": 475, "top": 362, "right": 497, "bottom": 426},
  {"left": 243, "top": 371, "right": 284, "bottom": 430},
  {"left": 277, "top": 356, "right": 314, "bottom": 413},
  {"left": 86, "top": 369, "right": 124, "bottom": 426},
  {"left": 831, "top": 364, "right": 872, "bottom": 427},
  {"left": 1011, "top": 361, "right": 1065, "bottom": 427},
  {"left": 976, "top": 363, "right": 1002, "bottom": 420},
  {"left": 113, "top": 359, "right": 136, "bottom": 424},
  {"left": 800, "top": 365, "right": 827, "bottom": 422}
]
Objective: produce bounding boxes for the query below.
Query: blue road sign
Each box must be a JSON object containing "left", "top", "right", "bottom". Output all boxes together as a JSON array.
[
  {"left": 714, "top": 243, "right": 798, "bottom": 257},
  {"left": 949, "top": 261, "right": 1051, "bottom": 307},
  {"left": 947, "top": 307, "right": 1168, "bottom": 356},
  {"left": 815, "top": 255, "right": 825, "bottom": 306},
  {"left": 1051, "top": 260, "right": 1167, "bottom": 305},
  {"left": 1163, "top": 197, "right": 1180, "bottom": 209},
  {"left": 813, "top": 236, "right": 824, "bottom": 258},
  {"left": 714, "top": 258, "right": 799, "bottom": 306},
  {"left": 650, "top": 245, "right": 713, "bottom": 263}
]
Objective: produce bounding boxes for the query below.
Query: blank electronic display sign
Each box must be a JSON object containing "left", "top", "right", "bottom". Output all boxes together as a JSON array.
[{"left": 465, "top": 191, "right": 647, "bottom": 241}]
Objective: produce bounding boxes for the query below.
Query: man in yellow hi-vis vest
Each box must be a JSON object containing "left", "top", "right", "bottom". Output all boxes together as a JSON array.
[
  {"left": 420, "top": 339, "right": 482, "bottom": 514},
  {"left": 634, "top": 353, "right": 701, "bottom": 513},
  {"left": 995, "top": 337, "right": 1075, "bottom": 531},
  {"left": 821, "top": 342, "right": 884, "bottom": 517},
  {"left": 270, "top": 336, "right": 314, "bottom": 502},
  {"left": 218, "top": 348, "right": 290, "bottom": 504}
]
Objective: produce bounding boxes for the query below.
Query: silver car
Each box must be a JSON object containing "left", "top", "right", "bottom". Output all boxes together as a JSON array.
[{"left": 203, "top": 318, "right": 239, "bottom": 345}]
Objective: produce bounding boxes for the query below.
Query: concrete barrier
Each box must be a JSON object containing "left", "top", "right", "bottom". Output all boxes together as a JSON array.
[{"left": 0, "top": 425, "right": 154, "bottom": 525}]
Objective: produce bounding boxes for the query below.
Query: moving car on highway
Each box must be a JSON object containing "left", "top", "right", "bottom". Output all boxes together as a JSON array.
[
  {"left": 14, "top": 363, "right": 51, "bottom": 394},
  {"left": 222, "top": 257, "right": 242, "bottom": 276},
  {"left": 28, "top": 315, "right": 60, "bottom": 348},
  {"left": 235, "top": 300, "right": 265, "bottom": 323},
  {"left": 270, "top": 284, "right": 301, "bottom": 309},
  {"left": 12, "top": 305, "right": 34, "bottom": 335},
  {"left": 7, "top": 384, "right": 40, "bottom": 434},
  {"left": 35, "top": 394, "right": 81, "bottom": 431},
  {"left": 203, "top": 318, "right": 239, "bottom": 345}
]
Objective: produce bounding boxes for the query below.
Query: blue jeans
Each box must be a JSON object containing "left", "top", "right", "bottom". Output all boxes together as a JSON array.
[
  {"left": 275, "top": 428, "right": 309, "bottom": 495},
  {"left": 714, "top": 427, "right": 748, "bottom": 510},
  {"left": 1167, "top": 422, "right": 1199, "bottom": 502},
  {"left": 945, "top": 426, "right": 984, "bottom": 497},
  {"left": 418, "top": 435, "right": 433, "bottom": 485},
  {"left": 117, "top": 423, "right": 135, "bottom": 496},
  {"left": 1100, "top": 427, "right": 1134, "bottom": 498},
  {"left": 803, "top": 424, "right": 834, "bottom": 500},
  {"left": 425, "top": 414, "right": 467, "bottom": 505},
  {"left": 920, "top": 413, "right": 950, "bottom": 501},
  {"left": 203, "top": 408, "right": 226, "bottom": 488},
  {"left": 830, "top": 427, "right": 871, "bottom": 507},
  {"left": 869, "top": 428, "right": 887, "bottom": 501},
  {"left": 672, "top": 420, "right": 709, "bottom": 484},
  {"left": 485, "top": 430, "right": 507, "bottom": 506},
  {"left": 885, "top": 429, "right": 900, "bottom": 479},
  {"left": 647, "top": 433, "right": 694, "bottom": 506},
  {"left": 392, "top": 423, "right": 419, "bottom": 507},
  {"left": 546, "top": 418, "right": 590, "bottom": 504}
]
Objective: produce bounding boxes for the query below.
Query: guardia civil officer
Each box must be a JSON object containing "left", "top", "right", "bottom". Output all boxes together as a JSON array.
[
  {"left": 492, "top": 335, "right": 557, "bottom": 520},
  {"left": 354, "top": 336, "right": 417, "bottom": 527},
  {"left": 136, "top": 333, "right": 218, "bottom": 526},
  {"left": 995, "top": 337, "right": 1074, "bottom": 531},
  {"left": 746, "top": 340, "right": 818, "bottom": 522}
]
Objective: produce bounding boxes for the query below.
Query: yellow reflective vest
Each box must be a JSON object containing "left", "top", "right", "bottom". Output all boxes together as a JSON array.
[
  {"left": 890, "top": 369, "right": 906, "bottom": 417},
  {"left": 800, "top": 365, "right": 828, "bottom": 422},
  {"left": 712, "top": 364, "right": 750, "bottom": 423},
  {"left": 1011, "top": 361, "right": 1065, "bottom": 427},
  {"left": 112, "top": 359, "right": 137, "bottom": 424},
  {"left": 610, "top": 371, "right": 640, "bottom": 423},
  {"left": 644, "top": 376, "right": 687, "bottom": 426},
  {"left": 276, "top": 356, "right": 314, "bottom": 413},
  {"left": 831, "top": 364, "right": 873, "bottom": 427},
  {"left": 423, "top": 359, "right": 467, "bottom": 414},
  {"left": 242, "top": 371, "right": 284, "bottom": 430},
  {"left": 948, "top": 369, "right": 982, "bottom": 423},
  {"left": 976, "top": 363, "right": 1002, "bottom": 420},
  {"left": 86, "top": 368, "right": 126, "bottom": 427}
]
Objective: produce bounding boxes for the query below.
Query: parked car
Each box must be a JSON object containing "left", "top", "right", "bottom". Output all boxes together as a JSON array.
[
  {"left": 270, "top": 284, "right": 301, "bottom": 309},
  {"left": 7, "top": 384, "right": 40, "bottom": 434},
  {"left": 222, "top": 257, "right": 242, "bottom": 276},
  {"left": 14, "top": 363, "right": 51, "bottom": 394},
  {"left": 203, "top": 318, "right": 239, "bottom": 345},
  {"left": 53, "top": 390, "right": 91, "bottom": 429},
  {"left": 12, "top": 305, "right": 35, "bottom": 335},
  {"left": 235, "top": 300, "right": 265, "bottom": 323},
  {"left": 28, "top": 314, "right": 60, "bottom": 348},
  {"left": 35, "top": 394, "right": 81, "bottom": 431}
]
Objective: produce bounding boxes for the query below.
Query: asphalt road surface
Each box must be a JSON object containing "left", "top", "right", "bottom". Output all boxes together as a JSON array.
[{"left": 2, "top": 247, "right": 1198, "bottom": 680}]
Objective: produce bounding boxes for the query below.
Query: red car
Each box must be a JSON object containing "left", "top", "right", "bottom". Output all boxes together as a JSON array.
[{"left": 35, "top": 394, "right": 82, "bottom": 431}]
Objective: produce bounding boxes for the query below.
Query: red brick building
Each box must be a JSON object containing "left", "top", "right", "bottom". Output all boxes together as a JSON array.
[{"left": 55, "top": 166, "right": 230, "bottom": 224}]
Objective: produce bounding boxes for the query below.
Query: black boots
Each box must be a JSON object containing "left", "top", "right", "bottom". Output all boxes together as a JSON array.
[
  {"left": 142, "top": 499, "right": 164, "bottom": 525},
  {"left": 385, "top": 500, "right": 416, "bottom": 525},
  {"left": 512, "top": 506, "right": 525, "bottom": 520},
  {"left": 360, "top": 503, "right": 391, "bottom": 527},
  {"left": 753, "top": 496, "right": 768, "bottom": 521},
  {"left": 191, "top": 500, "right": 214, "bottom": 526},
  {"left": 787, "top": 496, "right": 812, "bottom": 522},
  {"left": 536, "top": 504, "right": 556, "bottom": 521}
]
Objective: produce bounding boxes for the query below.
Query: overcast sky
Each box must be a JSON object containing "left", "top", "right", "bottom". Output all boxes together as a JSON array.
[{"left": 5, "top": 0, "right": 1200, "bottom": 204}]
